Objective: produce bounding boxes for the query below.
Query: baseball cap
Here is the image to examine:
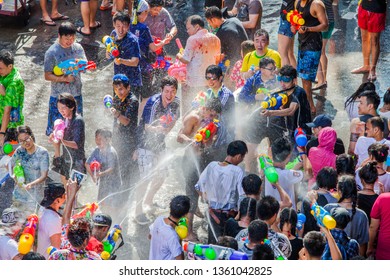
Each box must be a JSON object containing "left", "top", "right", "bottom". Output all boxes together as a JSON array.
[
  {"left": 306, "top": 114, "right": 332, "bottom": 128},
  {"left": 112, "top": 74, "right": 130, "bottom": 84},
  {"left": 40, "top": 182, "right": 66, "bottom": 208},
  {"left": 0, "top": 208, "right": 24, "bottom": 226},
  {"left": 330, "top": 207, "right": 351, "bottom": 229},
  {"left": 93, "top": 213, "right": 112, "bottom": 227}
]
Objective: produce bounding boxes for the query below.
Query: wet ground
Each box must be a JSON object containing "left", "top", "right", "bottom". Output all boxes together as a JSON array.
[{"left": 0, "top": 0, "right": 390, "bottom": 259}]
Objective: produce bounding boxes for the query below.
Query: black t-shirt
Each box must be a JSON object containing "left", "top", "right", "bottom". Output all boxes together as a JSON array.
[
  {"left": 357, "top": 193, "right": 379, "bottom": 224},
  {"left": 288, "top": 237, "right": 303, "bottom": 260},
  {"left": 285, "top": 86, "right": 312, "bottom": 136},
  {"left": 306, "top": 136, "right": 346, "bottom": 156},
  {"left": 280, "top": 0, "right": 295, "bottom": 20},
  {"left": 225, "top": 218, "right": 245, "bottom": 238},
  {"left": 205, "top": 0, "right": 223, "bottom": 8},
  {"left": 301, "top": 198, "right": 320, "bottom": 235},
  {"left": 361, "top": 0, "right": 387, "bottom": 13},
  {"left": 63, "top": 115, "right": 85, "bottom": 161}
]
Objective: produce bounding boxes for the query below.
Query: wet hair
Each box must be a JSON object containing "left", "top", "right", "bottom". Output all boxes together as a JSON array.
[
  {"left": 337, "top": 175, "right": 357, "bottom": 220},
  {"left": 226, "top": 140, "right": 248, "bottom": 157},
  {"left": 147, "top": 0, "right": 164, "bottom": 7},
  {"left": 169, "top": 195, "right": 190, "bottom": 219},
  {"left": 359, "top": 162, "right": 378, "bottom": 185},
  {"left": 217, "top": 236, "right": 238, "bottom": 250},
  {"left": 279, "top": 207, "right": 298, "bottom": 237},
  {"left": 242, "top": 174, "right": 262, "bottom": 196},
  {"left": 238, "top": 197, "right": 257, "bottom": 221},
  {"left": 316, "top": 167, "right": 337, "bottom": 191},
  {"left": 161, "top": 76, "right": 178, "bottom": 90},
  {"left": 67, "top": 218, "right": 92, "bottom": 248},
  {"left": 0, "top": 50, "right": 14, "bottom": 66},
  {"left": 57, "top": 93, "right": 77, "bottom": 117},
  {"left": 259, "top": 57, "right": 275, "bottom": 69},
  {"left": 367, "top": 116, "right": 385, "bottom": 132},
  {"left": 241, "top": 40, "right": 255, "bottom": 57},
  {"left": 254, "top": 29, "right": 269, "bottom": 41},
  {"left": 383, "top": 88, "right": 390, "bottom": 105},
  {"left": 112, "top": 11, "right": 131, "bottom": 25},
  {"left": 248, "top": 219, "right": 268, "bottom": 243},
  {"left": 252, "top": 244, "right": 274, "bottom": 260},
  {"left": 187, "top": 15, "right": 205, "bottom": 28},
  {"left": 303, "top": 231, "right": 326, "bottom": 257},
  {"left": 257, "top": 196, "right": 280, "bottom": 221},
  {"left": 205, "top": 6, "right": 222, "bottom": 19},
  {"left": 204, "top": 98, "right": 222, "bottom": 114},
  {"left": 360, "top": 90, "right": 381, "bottom": 110},
  {"left": 344, "top": 82, "right": 375, "bottom": 111},
  {"left": 336, "top": 154, "right": 356, "bottom": 176},
  {"left": 22, "top": 252, "right": 46, "bottom": 260},
  {"left": 205, "top": 64, "right": 223, "bottom": 78},
  {"left": 58, "top": 22, "right": 77, "bottom": 36},
  {"left": 271, "top": 137, "right": 292, "bottom": 163},
  {"left": 17, "top": 125, "right": 36, "bottom": 142},
  {"left": 95, "top": 128, "right": 112, "bottom": 139},
  {"left": 368, "top": 143, "right": 389, "bottom": 163},
  {"left": 279, "top": 65, "right": 298, "bottom": 79}
]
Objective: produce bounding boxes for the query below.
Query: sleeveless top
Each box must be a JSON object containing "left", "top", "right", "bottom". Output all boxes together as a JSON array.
[
  {"left": 280, "top": 0, "right": 295, "bottom": 20},
  {"left": 296, "top": 0, "right": 322, "bottom": 51},
  {"left": 321, "top": 0, "right": 334, "bottom": 23}
]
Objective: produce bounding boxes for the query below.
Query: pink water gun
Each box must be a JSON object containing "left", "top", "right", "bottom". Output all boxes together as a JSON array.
[{"left": 53, "top": 119, "right": 66, "bottom": 143}]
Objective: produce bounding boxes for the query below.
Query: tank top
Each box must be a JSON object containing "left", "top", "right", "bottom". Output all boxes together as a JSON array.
[
  {"left": 296, "top": 0, "right": 322, "bottom": 51},
  {"left": 361, "top": 0, "right": 387, "bottom": 14},
  {"left": 280, "top": 0, "right": 295, "bottom": 20},
  {"left": 321, "top": 0, "right": 334, "bottom": 23}
]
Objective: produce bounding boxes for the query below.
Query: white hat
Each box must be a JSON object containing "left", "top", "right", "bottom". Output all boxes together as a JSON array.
[{"left": 137, "top": 0, "right": 150, "bottom": 13}]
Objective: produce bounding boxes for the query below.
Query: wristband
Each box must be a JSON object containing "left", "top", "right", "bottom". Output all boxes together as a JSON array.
[{"left": 299, "top": 152, "right": 306, "bottom": 156}]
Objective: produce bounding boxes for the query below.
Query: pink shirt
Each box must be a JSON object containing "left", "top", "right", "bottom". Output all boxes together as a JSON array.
[
  {"left": 230, "top": 60, "right": 245, "bottom": 89},
  {"left": 182, "top": 29, "right": 221, "bottom": 87},
  {"left": 371, "top": 193, "right": 390, "bottom": 260}
]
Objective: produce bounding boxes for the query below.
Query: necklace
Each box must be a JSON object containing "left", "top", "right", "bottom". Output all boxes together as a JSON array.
[{"left": 167, "top": 217, "right": 178, "bottom": 227}]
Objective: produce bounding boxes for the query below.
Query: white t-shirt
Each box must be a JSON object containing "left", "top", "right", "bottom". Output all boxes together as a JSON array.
[
  {"left": 37, "top": 208, "right": 62, "bottom": 259},
  {"left": 0, "top": 235, "right": 19, "bottom": 260},
  {"left": 354, "top": 137, "right": 390, "bottom": 167},
  {"left": 264, "top": 168, "right": 304, "bottom": 210},
  {"left": 149, "top": 216, "right": 182, "bottom": 260},
  {"left": 355, "top": 169, "right": 390, "bottom": 194}
]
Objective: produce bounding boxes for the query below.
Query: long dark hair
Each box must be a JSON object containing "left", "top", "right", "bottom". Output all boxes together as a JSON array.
[
  {"left": 337, "top": 175, "right": 357, "bottom": 221},
  {"left": 344, "top": 82, "right": 375, "bottom": 111}
]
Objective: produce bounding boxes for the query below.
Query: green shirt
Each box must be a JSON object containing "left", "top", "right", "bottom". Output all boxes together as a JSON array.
[{"left": 0, "top": 67, "right": 24, "bottom": 128}]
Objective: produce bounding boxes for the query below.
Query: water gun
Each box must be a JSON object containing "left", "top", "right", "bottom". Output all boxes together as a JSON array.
[
  {"left": 72, "top": 202, "right": 99, "bottom": 220},
  {"left": 261, "top": 92, "right": 288, "bottom": 110},
  {"left": 152, "top": 56, "right": 172, "bottom": 70},
  {"left": 3, "top": 140, "right": 18, "bottom": 156},
  {"left": 168, "top": 38, "right": 187, "bottom": 82},
  {"left": 18, "top": 214, "right": 39, "bottom": 254},
  {"left": 153, "top": 37, "right": 164, "bottom": 56},
  {"left": 310, "top": 202, "right": 336, "bottom": 230},
  {"left": 13, "top": 160, "right": 25, "bottom": 186},
  {"left": 258, "top": 155, "right": 278, "bottom": 184},
  {"left": 53, "top": 119, "right": 66, "bottom": 143},
  {"left": 0, "top": 0, "right": 3, "bottom": 10},
  {"left": 159, "top": 111, "right": 175, "bottom": 128},
  {"left": 47, "top": 246, "right": 57, "bottom": 256},
  {"left": 90, "top": 160, "right": 101, "bottom": 180},
  {"left": 264, "top": 239, "right": 287, "bottom": 260},
  {"left": 102, "top": 36, "right": 120, "bottom": 58},
  {"left": 53, "top": 59, "right": 96, "bottom": 76},
  {"left": 103, "top": 95, "right": 113, "bottom": 108},
  {"left": 283, "top": 10, "right": 305, "bottom": 32},
  {"left": 191, "top": 91, "right": 208, "bottom": 109},
  {"left": 296, "top": 213, "right": 306, "bottom": 231},
  {"left": 176, "top": 38, "right": 184, "bottom": 54},
  {"left": 294, "top": 127, "right": 307, "bottom": 148},
  {"left": 183, "top": 241, "right": 248, "bottom": 260},
  {"left": 250, "top": 64, "right": 259, "bottom": 72},
  {"left": 175, "top": 217, "right": 188, "bottom": 240},
  {"left": 194, "top": 119, "right": 219, "bottom": 144},
  {"left": 101, "top": 224, "right": 123, "bottom": 260}
]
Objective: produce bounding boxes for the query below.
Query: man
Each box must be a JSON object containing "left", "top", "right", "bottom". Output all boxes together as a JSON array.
[
  {"left": 0, "top": 208, "right": 25, "bottom": 260},
  {"left": 195, "top": 140, "right": 247, "bottom": 244},
  {"left": 135, "top": 76, "right": 180, "bottom": 225},
  {"left": 351, "top": 0, "right": 387, "bottom": 81},
  {"left": 299, "top": 230, "right": 341, "bottom": 260},
  {"left": 293, "top": 0, "right": 328, "bottom": 115},
  {"left": 228, "top": 0, "right": 263, "bottom": 39},
  {"left": 44, "top": 22, "right": 86, "bottom": 136},
  {"left": 240, "top": 29, "right": 281, "bottom": 79},
  {"left": 0, "top": 50, "right": 24, "bottom": 146},
  {"left": 306, "top": 114, "right": 345, "bottom": 156},
  {"left": 85, "top": 214, "right": 113, "bottom": 254},
  {"left": 144, "top": 0, "right": 178, "bottom": 40},
  {"left": 176, "top": 15, "right": 221, "bottom": 116}
]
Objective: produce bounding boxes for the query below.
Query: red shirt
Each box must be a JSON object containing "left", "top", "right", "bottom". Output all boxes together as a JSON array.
[{"left": 371, "top": 193, "right": 390, "bottom": 260}]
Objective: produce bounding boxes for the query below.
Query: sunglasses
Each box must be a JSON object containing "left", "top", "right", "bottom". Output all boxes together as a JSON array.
[
  {"left": 277, "top": 75, "right": 293, "bottom": 82},
  {"left": 205, "top": 76, "right": 218, "bottom": 81},
  {"left": 261, "top": 66, "right": 276, "bottom": 72}
]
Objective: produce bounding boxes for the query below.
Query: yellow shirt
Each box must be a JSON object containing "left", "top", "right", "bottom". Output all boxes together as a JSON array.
[{"left": 240, "top": 49, "right": 282, "bottom": 72}]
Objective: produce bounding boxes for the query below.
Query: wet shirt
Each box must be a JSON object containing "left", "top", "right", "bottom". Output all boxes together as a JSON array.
[
  {"left": 241, "top": 49, "right": 282, "bottom": 72},
  {"left": 63, "top": 115, "right": 85, "bottom": 161},
  {"left": 0, "top": 67, "right": 24, "bottom": 128},
  {"left": 48, "top": 246, "right": 102, "bottom": 260},
  {"left": 322, "top": 229, "right": 360, "bottom": 260},
  {"left": 144, "top": 8, "right": 176, "bottom": 39},
  {"left": 285, "top": 86, "right": 312, "bottom": 134},
  {"left": 361, "top": 0, "right": 387, "bottom": 13},
  {"left": 0, "top": 235, "right": 19, "bottom": 260},
  {"left": 238, "top": 71, "right": 278, "bottom": 104},
  {"left": 44, "top": 42, "right": 86, "bottom": 97},
  {"left": 130, "top": 22, "right": 154, "bottom": 73},
  {"left": 296, "top": 0, "right": 322, "bottom": 51}
]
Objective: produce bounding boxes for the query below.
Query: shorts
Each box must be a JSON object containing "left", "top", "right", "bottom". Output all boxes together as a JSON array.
[
  {"left": 358, "top": 5, "right": 386, "bottom": 33},
  {"left": 278, "top": 18, "right": 295, "bottom": 38},
  {"left": 322, "top": 22, "right": 335, "bottom": 39},
  {"left": 297, "top": 50, "right": 321, "bottom": 82}
]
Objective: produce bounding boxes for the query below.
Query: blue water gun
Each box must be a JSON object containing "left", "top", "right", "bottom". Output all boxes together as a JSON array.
[
  {"left": 310, "top": 203, "right": 336, "bottom": 229},
  {"left": 53, "top": 59, "right": 96, "bottom": 76},
  {"left": 101, "top": 224, "right": 124, "bottom": 260}
]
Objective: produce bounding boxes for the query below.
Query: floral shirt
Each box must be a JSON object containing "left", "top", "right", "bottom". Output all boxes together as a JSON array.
[
  {"left": 48, "top": 246, "right": 102, "bottom": 260},
  {"left": 230, "top": 60, "right": 245, "bottom": 89}
]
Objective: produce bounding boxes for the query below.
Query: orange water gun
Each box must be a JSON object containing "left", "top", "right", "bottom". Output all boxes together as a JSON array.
[
  {"left": 283, "top": 10, "right": 305, "bottom": 32},
  {"left": 194, "top": 119, "right": 219, "bottom": 144},
  {"left": 72, "top": 202, "right": 99, "bottom": 220},
  {"left": 18, "top": 214, "right": 39, "bottom": 254}
]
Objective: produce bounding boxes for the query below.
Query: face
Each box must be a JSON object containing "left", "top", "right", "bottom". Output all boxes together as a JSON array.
[
  {"left": 206, "top": 18, "right": 218, "bottom": 29},
  {"left": 95, "top": 134, "right": 110, "bottom": 149},
  {"left": 186, "top": 21, "right": 200, "bottom": 36},
  {"left": 312, "top": 126, "right": 322, "bottom": 137},
  {"left": 161, "top": 85, "right": 177, "bottom": 107},
  {"left": 254, "top": 35, "right": 268, "bottom": 53},
  {"left": 149, "top": 6, "right": 162, "bottom": 16},
  {"left": 137, "top": 10, "right": 149, "bottom": 23},
  {"left": 58, "top": 34, "right": 76, "bottom": 48},
  {"left": 205, "top": 73, "right": 222, "bottom": 89},
  {"left": 202, "top": 108, "right": 219, "bottom": 121},
  {"left": 113, "top": 83, "right": 130, "bottom": 100},
  {"left": 365, "top": 121, "right": 377, "bottom": 137},
  {"left": 0, "top": 61, "right": 12, "bottom": 77},
  {"left": 358, "top": 96, "right": 371, "bottom": 115},
  {"left": 113, "top": 20, "right": 130, "bottom": 39},
  {"left": 92, "top": 225, "right": 109, "bottom": 242},
  {"left": 261, "top": 63, "right": 277, "bottom": 79},
  {"left": 57, "top": 102, "right": 74, "bottom": 119},
  {"left": 18, "top": 132, "right": 34, "bottom": 150},
  {"left": 278, "top": 76, "right": 295, "bottom": 90}
]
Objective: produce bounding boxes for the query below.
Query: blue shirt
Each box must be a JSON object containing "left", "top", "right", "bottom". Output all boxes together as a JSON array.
[
  {"left": 238, "top": 71, "right": 277, "bottom": 104},
  {"left": 130, "top": 22, "right": 154, "bottom": 73},
  {"left": 321, "top": 229, "right": 360, "bottom": 260}
]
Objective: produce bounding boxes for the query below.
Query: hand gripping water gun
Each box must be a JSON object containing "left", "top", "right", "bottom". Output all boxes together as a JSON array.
[
  {"left": 194, "top": 119, "right": 219, "bottom": 144},
  {"left": 13, "top": 160, "right": 25, "bottom": 186},
  {"left": 53, "top": 59, "right": 96, "bottom": 76},
  {"left": 261, "top": 92, "right": 288, "bottom": 110},
  {"left": 310, "top": 202, "right": 336, "bottom": 230},
  {"left": 102, "top": 36, "right": 120, "bottom": 58},
  {"left": 296, "top": 213, "right": 306, "bottom": 231},
  {"left": 101, "top": 224, "right": 123, "bottom": 260},
  {"left": 168, "top": 38, "right": 186, "bottom": 82},
  {"left": 90, "top": 160, "right": 101, "bottom": 180},
  {"left": 152, "top": 56, "right": 172, "bottom": 70},
  {"left": 53, "top": 119, "right": 66, "bottom": 143},
  {"left": 103, "top": 95, "right": 113, "bottom": 108},
  {"left": 72, "top": 202, "right": 99, "bottom": 220},
  {"left": 183, "top": 241, "right": 248, "bottom": 260},
  {"left": 294, "top": 127, "right": 307, "bottom": 148},
  {"left": 258, "top": 155, "right": 279, "bottom": 184},
  {"left": 159, "top": 111, "right": 175, "bottom": 128},
  {"left": 18, "top": 214, "right": 39, "bottom": 254},
  {"left": 176, "top": 38, "right": 184, "bottom": 54},
  {"left": 153, "top": 37, "right": 164, "bottom": 56},
  {"left": 283, "top": 10, "right": 305, "bottom": 32},
  {"left": 175, "top": 217, "right": 188, "bottom": 240}
]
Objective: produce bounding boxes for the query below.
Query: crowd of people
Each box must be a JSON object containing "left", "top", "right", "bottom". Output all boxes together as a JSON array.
[{"left": 1, "top": 0, "right": 390, "bottom": 261}]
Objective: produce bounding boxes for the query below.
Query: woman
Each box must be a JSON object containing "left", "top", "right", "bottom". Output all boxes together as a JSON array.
[
  {"left": 357, "top": 162, "right": 379, "bottom": 224},
  {"left": 277, "top": 0, "right": 296, "bottom": 67},
  {"left": 224, "top": 197, "right": 256, "bottom": 239},
  {"left": 11, "top": 126, "right": 50, "bottom": 212},
  {"left": 50, "top": 93, "right": 86, "bottom": 183},
  {"left": 279, "top": 207, "right": 303, "bottom": 260}
]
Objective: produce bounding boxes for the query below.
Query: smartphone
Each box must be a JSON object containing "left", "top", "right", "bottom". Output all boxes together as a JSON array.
[{"left": 70, "top": 169, "right": 87, "bottom": 186}]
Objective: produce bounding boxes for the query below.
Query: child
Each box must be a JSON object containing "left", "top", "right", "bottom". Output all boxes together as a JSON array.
[
  {"left": 86, "top": 128, "right": 121, "bottom": 212},
  {"left": 237, "top": 219, "right": 269, "bottom": 260},
  {"left": 241, "top": 173, "right": 262, "bottom": 201},
  {"left": 229, "top": 40, "right": 255, "bottom": 90}
]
